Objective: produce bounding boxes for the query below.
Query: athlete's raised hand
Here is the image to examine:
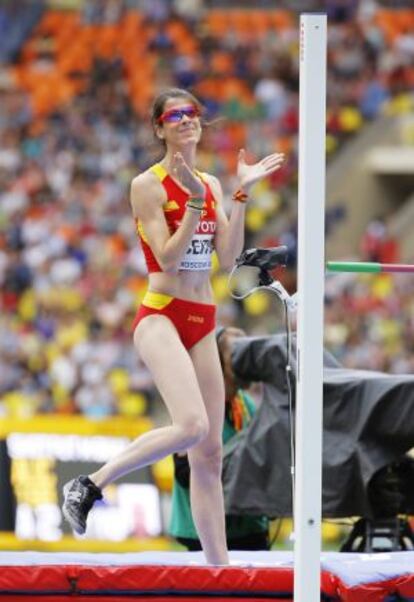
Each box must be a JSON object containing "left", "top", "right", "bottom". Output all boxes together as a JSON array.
[
  {"left": 237, "top": 149, "right": 285, "bottom": 192},
  {"left": 171, "top": 152, "right": 205, "bottom": 198}
]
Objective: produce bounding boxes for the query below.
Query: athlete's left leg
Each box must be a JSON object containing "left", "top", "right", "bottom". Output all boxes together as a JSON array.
[{"left": 187, "top": 330, "right": 229, "bottom": 565}]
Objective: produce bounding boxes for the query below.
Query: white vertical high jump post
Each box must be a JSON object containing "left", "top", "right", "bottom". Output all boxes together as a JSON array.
[{"left": 294, "top": 12, "right": 327, "bottom": 602}]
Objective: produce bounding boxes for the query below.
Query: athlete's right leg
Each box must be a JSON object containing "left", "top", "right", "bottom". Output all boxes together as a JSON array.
[
  {"left": 89, "top": 314, "right": 209, "bottom": 488},
  {"left": 63, "top": 315, "right": 209, "bottom": 534}
]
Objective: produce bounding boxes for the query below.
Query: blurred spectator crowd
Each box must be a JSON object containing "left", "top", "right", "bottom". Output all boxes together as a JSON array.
[
  {"left": 1, "top": 0, "right": 414, "bottom": 418},
  {"left": 325, "top": 216, "right": 414, "bottom": 374}
]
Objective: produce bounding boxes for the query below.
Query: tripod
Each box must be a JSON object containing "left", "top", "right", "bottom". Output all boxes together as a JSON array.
[{"left": 340, "top": 516, "right": 414, "bottom": 553}]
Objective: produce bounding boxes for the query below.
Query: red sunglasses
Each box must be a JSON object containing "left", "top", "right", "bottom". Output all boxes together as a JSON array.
[{"left": 157, "top": 105, "right": 200, "bottom": 125}]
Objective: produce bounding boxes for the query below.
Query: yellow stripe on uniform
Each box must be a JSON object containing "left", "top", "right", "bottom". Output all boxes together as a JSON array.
[
  {"left": 142, "top": 291, "right": 174, "bottom": 310},
  {"left": 163, "top": 200, "right": 180, "bottom": 211},
  {"left": 136, "top": 219, "right": 149, "bottom": 243},
  {"left": 150, "top": 163, "right": 168, "bottom": 181},
  {"left": 194, "top": 169, "right": 207, "bottom": 182}
]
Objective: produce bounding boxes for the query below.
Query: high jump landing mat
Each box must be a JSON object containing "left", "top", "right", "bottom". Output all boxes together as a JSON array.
[{"left": 0, "top": 550, "right": 414, "bottom": 601}]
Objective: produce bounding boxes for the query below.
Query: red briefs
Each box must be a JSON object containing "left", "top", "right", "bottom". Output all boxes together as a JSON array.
[{"left": 132, "top": 291, "right": 216, "bottom": 350}]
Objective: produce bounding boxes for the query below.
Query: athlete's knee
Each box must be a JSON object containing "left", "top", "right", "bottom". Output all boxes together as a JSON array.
[
  {"left": 177, "top": 416, "right": 209, "bottom": 448},
  {"left": 189, "top": 442, "right": 223, "bottom": 476}
]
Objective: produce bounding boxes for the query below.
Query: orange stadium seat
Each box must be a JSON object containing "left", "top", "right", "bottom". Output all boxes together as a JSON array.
[
  {"left": 165, "top": 20, "right": 188, "bottom": 41},
  {"left": 35, "top": 10, "right": 73, "bottom": 35},
  {"left": 397, "top": 10, "right": 414, "bottom": 32},
  {"left": 229, "top": 10, "right": 256, "bottom": 34},
  {"left": 374, "top": 9, "right": 414, "bottom": 43},
  {"left": 130, "top": 78, "right": 155, "bottom": 116},
  {"left": 125, "top": 275, "right": 147, "bottom": 295},
  {"left": 270, "top": 10, "right": 295, "bottom": 31},
  {"left": 125, "top": 49, "right": 155, "bottom": 77},
  {"left": 221, "top": 78, "right": 251, "bottom": 102},
  {"left": 56, "top": 225, "right": 78, "bottom": 244},
  {"left": 77, "top": 24, "right": 101, "bottom": 45},
  {"left": 31, "top": 76, "right": 76, "bottom": 116},
  {"left": 227, "top": 122, "right": 247, "bottom": 148},
  {"left": 118, "top": 35, "right": 145, "bottom": 59},
  {"left": 194, "top": 78, "right": 220, "bottom": 99},
  {"left": 205, "top": 11, "right": 229, "bottom": 37},
  {"left": 55, "top": 25, "right": 83, "bottom": 54},
  {"left": 57, "top": 45, "right": 94, "bottom": 74},
  {"left": 204, "top": 8, "right": 294, "bottom": 37},
  {"left": 107, "top": 234, "right": 127, "bottom": 259},
  {"left": 94, "top": 24, "right": 121, "bottom": 59},
  {"left": 121, "top": 10, "right": 144, "bottom": 34},
  {"left": 176, "top": 38, "right": 199, "bottom": 56},
  {"left": 249, "top": 11, "right": 273, "bottom": 33},
  {"left": 210, "top": 51, "right": 235, "bottom": 76},
  {"left": 276, "top": 136, "right": 293, "bottom": 154},
  {"left": 220, "top": 149, "right": 238, "bottom": 172}
]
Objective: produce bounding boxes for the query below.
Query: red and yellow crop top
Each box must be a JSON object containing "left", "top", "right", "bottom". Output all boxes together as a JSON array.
[{"left": 135, "top": 163, "right": 217, "bottom": 273}]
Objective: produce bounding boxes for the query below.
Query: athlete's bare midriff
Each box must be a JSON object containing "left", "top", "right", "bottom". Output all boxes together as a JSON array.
[{"left": 147, "top": 270, "right": 214, "bottom": 304}]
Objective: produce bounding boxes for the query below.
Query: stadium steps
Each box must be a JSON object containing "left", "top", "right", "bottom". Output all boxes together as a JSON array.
[
  {"left": 325, "top": 115, "right": 402, "bottom": 260},
  {"left": 388, "top": 191, "right": 414, "bottom": 262}
]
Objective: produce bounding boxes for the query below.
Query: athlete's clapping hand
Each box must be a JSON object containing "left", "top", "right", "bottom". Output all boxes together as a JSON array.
[
  {"left": 171, "top": 152, "right": 205, "bottom": 198},
  {"left": 237, "top": 149, "right": 285, "bottom": 193}
]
